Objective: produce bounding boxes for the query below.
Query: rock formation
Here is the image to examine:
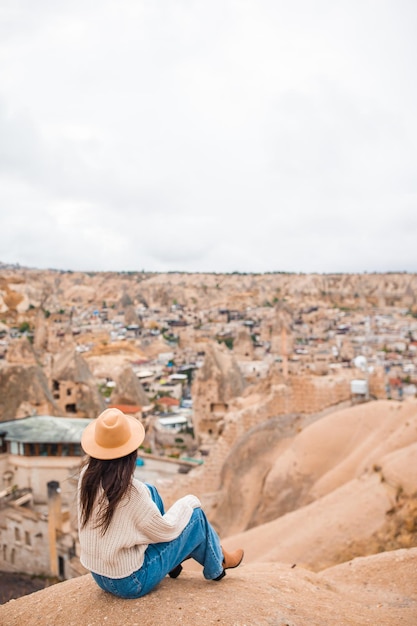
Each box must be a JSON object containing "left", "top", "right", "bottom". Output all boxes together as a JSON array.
[
  {"left": 209, "top": 400, "right": 417, "bottom": 539},
  {"left": 1, "top": 549, "right": 416, "bottom": 626},
  {"left": 51, "top": 348, "right": 106, "bottom": 417},
  {"left": 123, "top": 304, "right": 141, "bottom": 327},
  {"left": 232, "top": 327, "right": 254, "bottom": 360},
  {"left": 269, "top": 303, "right": 294, "bottom": 358},
  {"left": 110, "top": 364, "right": 149, "bottom": 407},
  {"left": 6, "top": 338, "right": 38, "bottom": 366},
  {"left": 0, "top": 275, "right": 25, "bottom": 313},
  {"left": 2, "top": 267, "right": 416, "bottom": 316},
  {"left": 32, "top": 308, "right": 48, "bottom": 353},
  {"left": 191, "top": 342, "right": 246, "bottom": 441},
  {"left": 208, "top": 414, "right": 303, "bottom": 536},
  {"left": 0, "top": 364, "right": 58, "bottom": 420}
]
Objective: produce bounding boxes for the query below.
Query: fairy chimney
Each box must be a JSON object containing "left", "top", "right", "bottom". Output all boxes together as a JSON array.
[
  {"left": 269, "top": 305, "right": 294, "bottom": 357},
  {"left": 192, "top": 341, "right": 246, "bottom": 441},
  {"left": 33, "top": 308, "right": 48, "bottom": 353},
  {"left": 233, "top": 327, "right": 254, "bottom": 360},
  {"left": 51, "top": 348, "right": 106, "bottom": 417},
  {"left": 110, "top": 365, "right": 149, "bottom": 409},
  {"left": 0, "top": 364, "right": 59, "bottom": 420}
]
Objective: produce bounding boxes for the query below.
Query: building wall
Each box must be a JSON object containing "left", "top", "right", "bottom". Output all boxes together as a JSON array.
[
  {"left": 0, "top": 453, "right": 10, "bottom": 488},
  {"left": 4, "top": 455, "right": 81, "bottom": 504},
  {"left": 52, "top": 379, "right": 78, "bottom": 414},
  {"left": 0, "top": 507, "right": 50, "bottom": 575},
  {"left": 0, "top": 501, "right": 83, "bottom": 579}
]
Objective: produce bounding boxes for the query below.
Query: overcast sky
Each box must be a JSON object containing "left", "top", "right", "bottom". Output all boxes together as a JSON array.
[{"left": 0, "top": 0, "right": 416, "bottom": 274}]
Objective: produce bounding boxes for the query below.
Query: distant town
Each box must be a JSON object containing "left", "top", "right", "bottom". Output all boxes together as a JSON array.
[{"left": 0, "top": 267, "right": 416, "bottom": 588}]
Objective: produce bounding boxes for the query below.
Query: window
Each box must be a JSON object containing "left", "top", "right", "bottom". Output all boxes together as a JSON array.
[
  {"left": 73, "top": 444, "right": 84, "bottom": 457},
  {"left": 14, "top": 527, "right": 21, "bottom": 542},
  {"left": 25, "top": 531, "right": 31, "bottom": 546},
  {"left": 10, "top": 441, "right": 19, "bottom": 455},
  {"left": 58, "top": 556, "right": 65, "bottom": 579},
  {"left": 26, "top": 443, "right": 37, "bottom": 456},
  {"left": 49, "top": 444, "right": 59, "bottom": 456}
]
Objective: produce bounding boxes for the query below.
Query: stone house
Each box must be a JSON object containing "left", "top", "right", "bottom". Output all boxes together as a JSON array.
[
  {"left": 51, "top": 348, "right": 105, "bottom": 417},
  {"left": 0, "top": 416, "right": 89, "bottom": 580}
]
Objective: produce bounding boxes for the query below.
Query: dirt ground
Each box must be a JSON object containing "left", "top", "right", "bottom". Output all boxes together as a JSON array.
[{"left": 0, "top": 572, "right": 58, "bottom": 604}]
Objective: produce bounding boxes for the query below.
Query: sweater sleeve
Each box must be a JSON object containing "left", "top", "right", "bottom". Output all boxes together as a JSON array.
[{"left": 132, "top": 485, "right": 201, "bottom": 544}]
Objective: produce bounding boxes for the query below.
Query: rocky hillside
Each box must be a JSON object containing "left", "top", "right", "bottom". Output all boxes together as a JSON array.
[
  {"left": 1, "top": 267, "right": 417, "bottom": 314},
  {"left": 212, "top": 399, "right": 417, "bottom": 542}
]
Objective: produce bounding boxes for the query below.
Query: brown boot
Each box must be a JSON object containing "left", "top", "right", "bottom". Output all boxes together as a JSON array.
[{"left": 222, "top": 547, "right": 244, "bottom": 570}]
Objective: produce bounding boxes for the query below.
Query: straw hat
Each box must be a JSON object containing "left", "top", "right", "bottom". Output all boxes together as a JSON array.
[{"left": 81, "top": 408, "right": 145, "bottom": 460}]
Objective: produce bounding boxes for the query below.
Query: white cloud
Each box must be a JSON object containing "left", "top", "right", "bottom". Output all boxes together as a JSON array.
[{"left": 0, "top": 0, "right": 416, "bottom": 273}]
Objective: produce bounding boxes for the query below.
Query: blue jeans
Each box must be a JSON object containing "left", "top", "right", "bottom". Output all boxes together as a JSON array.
[{"left": 91, "top": 484, "right": 224, "bottom": 598}]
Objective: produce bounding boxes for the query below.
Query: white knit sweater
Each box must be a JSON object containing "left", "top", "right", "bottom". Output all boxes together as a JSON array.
[{"left": 78, "top": 476, "right": 201, "bottom": 578}]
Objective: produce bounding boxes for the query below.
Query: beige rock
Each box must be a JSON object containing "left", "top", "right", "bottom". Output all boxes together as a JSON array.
[
  {"left": 6, "top": 338, "right": 38, "bottom": 366},
  {"left": 233, "top": 327, "right": 254, "bottom": 360},
  {"left": 51, "top": 348, "right": 106, "bottom": 417},
  {"left": 224, "top": 472, "right": 395, "bottom": 571},
  {"left": 33, "top": 308, "right": 48, "bottom": 353},
  {"left": 0, "top": 364, "right": 58, "bottom": 420},
  {"left": 110, "top": 364, "right": 149, "bottom": 407},
  {"left": 192, "top": 341, "right": 246, "bottom": 440},
  {"left": 380, "top": 441, "right": 417, "bottom": 495},
  {"left": 211, "top": 400, "right": 417, "bottom": 535},
  {"left": 124, "top": 304, "right": 141, "bottom": 327},
  {"left": 1, "top": 550, "right": 416, "bottom": 626}
]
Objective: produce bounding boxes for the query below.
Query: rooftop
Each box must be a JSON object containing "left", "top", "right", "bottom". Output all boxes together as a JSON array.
[{"left": 0, "top": 416, "right": 93, "bottom": 443}]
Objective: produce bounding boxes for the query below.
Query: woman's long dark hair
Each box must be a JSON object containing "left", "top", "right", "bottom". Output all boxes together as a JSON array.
[{"left": 79, "top": 450, "right": 137, "bottom": 534}]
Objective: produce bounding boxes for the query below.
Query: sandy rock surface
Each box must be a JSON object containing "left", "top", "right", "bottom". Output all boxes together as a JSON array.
[
  {"left": 210, "top": 400, "right": 417, "bottom": 543},
  {"left": 1, "top": 549, "right": 416, "bottom": 626}
]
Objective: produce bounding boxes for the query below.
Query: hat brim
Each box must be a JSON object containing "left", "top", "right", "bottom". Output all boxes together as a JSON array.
[{"left": 81, "top": 416, "right": 145, "bottom": 460}]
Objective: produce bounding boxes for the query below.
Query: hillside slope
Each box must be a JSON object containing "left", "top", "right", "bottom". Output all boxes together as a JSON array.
[{"left": 212, "top": 399, "right": 417, "bottom": 549}]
